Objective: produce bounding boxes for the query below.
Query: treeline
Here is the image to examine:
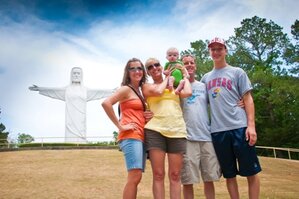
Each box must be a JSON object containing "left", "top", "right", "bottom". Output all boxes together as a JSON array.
[{"left": 182, "top": 16, "right": 299, "bottom": 148}]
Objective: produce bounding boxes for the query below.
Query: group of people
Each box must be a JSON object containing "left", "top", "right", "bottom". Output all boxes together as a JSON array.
[{"left": 101, "top": 37, "right": 262, "bottom": 199}]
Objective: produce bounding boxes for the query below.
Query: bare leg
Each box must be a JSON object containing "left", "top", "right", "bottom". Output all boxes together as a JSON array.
[
  {"left": 226, "top": 177, "right": 239, "bottom": 199},
  {"left": 149, "top": 149, "right": 166, "bottom": 199},
  {"left": 247, "top": 174, "right": 260, "bottom": 199},
  {"left": 204, "top": 181, "right": 215, "bottom": 199},
  {"left": 123, "top": 169, "right": 142, "bottom": 199},
  {"left": 175, "top": 79, "right": 185, "bottom": 95},
  {"left": 183, "top": 184, "right": 194, "bottom": 199},
  {"left": 168, "top": 153, "right": 183, "bottom": 199}
]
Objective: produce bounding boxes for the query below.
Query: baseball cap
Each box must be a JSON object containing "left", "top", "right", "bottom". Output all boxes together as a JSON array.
[{"left": 208, "top": 37, "right": 226, "bottom": 48}]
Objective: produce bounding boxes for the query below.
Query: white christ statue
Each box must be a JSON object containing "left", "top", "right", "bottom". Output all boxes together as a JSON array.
[{"left": 29, "top": 67, "right": 114, "bottom": 143}]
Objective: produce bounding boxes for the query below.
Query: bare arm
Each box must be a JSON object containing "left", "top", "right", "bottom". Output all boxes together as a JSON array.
[
  {"left": 101, "top": 86, "right": 137, "bottom": 132},
  {"left": 243, "top": 91, "right": 257, "bottom": 146},
  {"left": 142, "top": 76, "right": 169, "bottom": 98},
  {"left": 179, "top": 77, "right": 192, "bottom": 98}
]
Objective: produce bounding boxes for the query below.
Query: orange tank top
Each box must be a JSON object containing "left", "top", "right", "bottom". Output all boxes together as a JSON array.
[{"left": 118, "top": 99, "right": 145, "bottom": 142}]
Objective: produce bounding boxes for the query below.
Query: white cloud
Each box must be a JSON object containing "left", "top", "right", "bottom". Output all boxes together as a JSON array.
[{"left": 242, "top": 0, "right": 298, "bottom": 34}]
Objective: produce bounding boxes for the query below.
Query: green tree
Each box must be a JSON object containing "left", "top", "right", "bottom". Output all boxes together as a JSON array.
[
  {"left": 251, "top": 68, "right": 299, "bottom": 147},
  {"left": 284, "top": 19, "right": 299, "bottom": 75},
  {"left": 18, "top": 133, "right": 34, "bottom": 144},
  {"left": 227, "top": 16, "right": 290, "bottom": 75},
  {"left": 112, "top": 131, "right": 118, "bottom": 144},
  {"left": 0, "top": 123, "right": 9, "bottom": 148},
  {"left": 0, "top": 108, "right": 9, "bottom": 148}
]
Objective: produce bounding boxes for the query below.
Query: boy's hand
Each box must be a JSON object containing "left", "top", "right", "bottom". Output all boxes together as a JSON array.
[{"left": 246, "top": 126, "right": 257, "bottom": 146}]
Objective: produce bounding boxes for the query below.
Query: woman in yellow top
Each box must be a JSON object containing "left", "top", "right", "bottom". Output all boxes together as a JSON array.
[
  {"left": 142, "top": 57, "right": 192, "bottom": 199},
  {"left": 102, "top": 58, "right": 151, "bottom": 199}
]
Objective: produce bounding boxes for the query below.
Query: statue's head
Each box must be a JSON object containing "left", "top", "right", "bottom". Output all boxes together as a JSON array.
[{"left": 71, "top": 67, "right": 83, "bottom": 83}]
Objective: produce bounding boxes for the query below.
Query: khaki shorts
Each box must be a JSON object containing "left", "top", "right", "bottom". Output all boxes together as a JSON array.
[{"left": 181, "top": 140, "right": 222, "bottom": 184}]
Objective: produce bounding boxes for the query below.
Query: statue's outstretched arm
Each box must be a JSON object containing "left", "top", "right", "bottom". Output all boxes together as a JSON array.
[
  {"left": 29, "top": 85, "right": 66, "bottom": 101},
  {"left": 28, "top": 85, "right": 39, "bottom": 91},
  {"left": 87, "top": 87, "right": 118, "bottom": 101}
]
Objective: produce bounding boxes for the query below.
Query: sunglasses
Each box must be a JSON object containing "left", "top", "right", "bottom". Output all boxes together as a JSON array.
[
  {"left": 183, "top": 61, "right": 195, "bottom": 65},
  {"left": 147, "top": 63, "right": 160, "bottom": 70},
  {"left": 128, "top": 66, "right": 143, "bottom": 72}
]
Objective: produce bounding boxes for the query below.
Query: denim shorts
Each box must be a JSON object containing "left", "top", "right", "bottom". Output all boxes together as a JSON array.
[
  {"left": 119, "top": 139, "right": 146, "bottom": 171},
  {"left": 211, "top": 127, "right": 262, "bottom": 178}
]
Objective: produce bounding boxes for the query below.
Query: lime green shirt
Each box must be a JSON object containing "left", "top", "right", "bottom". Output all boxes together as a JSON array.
[{"left": 164, "top": 61, "right": 183, "bottom": 87}]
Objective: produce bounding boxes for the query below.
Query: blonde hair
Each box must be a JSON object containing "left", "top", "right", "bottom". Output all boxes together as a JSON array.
[
  {"left": 144, "top": 57, "right": 161, "bottom": 76},
  {"left": 145, "top": 57, "right": 160, "bottom": 68},
  {"left": 181, "top": 54, "right": 195, "bottom": 61}
]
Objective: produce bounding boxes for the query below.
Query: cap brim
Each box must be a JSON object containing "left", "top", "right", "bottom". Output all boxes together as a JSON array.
[{"left": 208, "top": 42, "right": 226, "bottom": 48}]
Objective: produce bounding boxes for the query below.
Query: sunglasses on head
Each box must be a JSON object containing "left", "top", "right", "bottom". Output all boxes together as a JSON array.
[
  {"left": 147, "top": 63, "right": 160, "bottom": 70},
  {"left": 128, "top": 66, "right": 143, "bottom": 72}
]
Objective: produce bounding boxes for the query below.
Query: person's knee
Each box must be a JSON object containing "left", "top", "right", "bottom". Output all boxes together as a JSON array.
[
  {"left": 247, "top": 174, "right": 260, "bottom": 184},
  {"left": 169, "top": 170, "right": 181, "bottom": 182},
  {"left": 226, "top": 177, "right": 237, "bottom": 185},
  {"left": 128, "top": 170, "right": 142, "bottom": 185},
  {"left": 153, "top": 169, "right": 165, "bottom": 181},
  {"left": 204, "top": 181, "right": 214, "bottom": 189},
  {"left": 183, "top": 184, "right": 193, "bottom": 190}
]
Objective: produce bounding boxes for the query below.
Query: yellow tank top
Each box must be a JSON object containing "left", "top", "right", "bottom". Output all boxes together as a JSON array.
[{"left": 145, "top": 89, "right": 187, "bottom": 138}]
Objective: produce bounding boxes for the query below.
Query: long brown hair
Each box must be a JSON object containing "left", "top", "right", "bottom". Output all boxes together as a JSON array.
[{"left": 121, "top": 58, "right": 147, "bottom": 86}]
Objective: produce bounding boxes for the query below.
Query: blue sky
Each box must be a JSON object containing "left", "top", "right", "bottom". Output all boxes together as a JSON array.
[{"left": 0, "top": 0, "right": 298, "bottom": 142}]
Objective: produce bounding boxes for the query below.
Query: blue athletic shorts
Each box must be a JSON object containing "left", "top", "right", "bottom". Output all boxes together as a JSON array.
[
  {"left": 119, "top": 139, "right": 146, "bottom": 172},
  {"left": 211, "top": 127, "right": 262, "bottom": 178}
]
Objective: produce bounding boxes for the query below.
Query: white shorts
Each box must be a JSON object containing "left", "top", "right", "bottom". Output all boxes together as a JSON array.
[{"left": 181, "top": 140, "right": 222, "bottom": 184}]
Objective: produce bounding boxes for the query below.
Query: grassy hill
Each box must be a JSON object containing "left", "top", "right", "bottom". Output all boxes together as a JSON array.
[{"left": 1, "top": 149, "right": 298, "bottom": 198}]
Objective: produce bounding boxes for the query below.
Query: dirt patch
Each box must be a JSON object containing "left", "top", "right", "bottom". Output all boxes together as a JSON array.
[{"left": 0, "top": 150, "right": 298, "bottom": 198}]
